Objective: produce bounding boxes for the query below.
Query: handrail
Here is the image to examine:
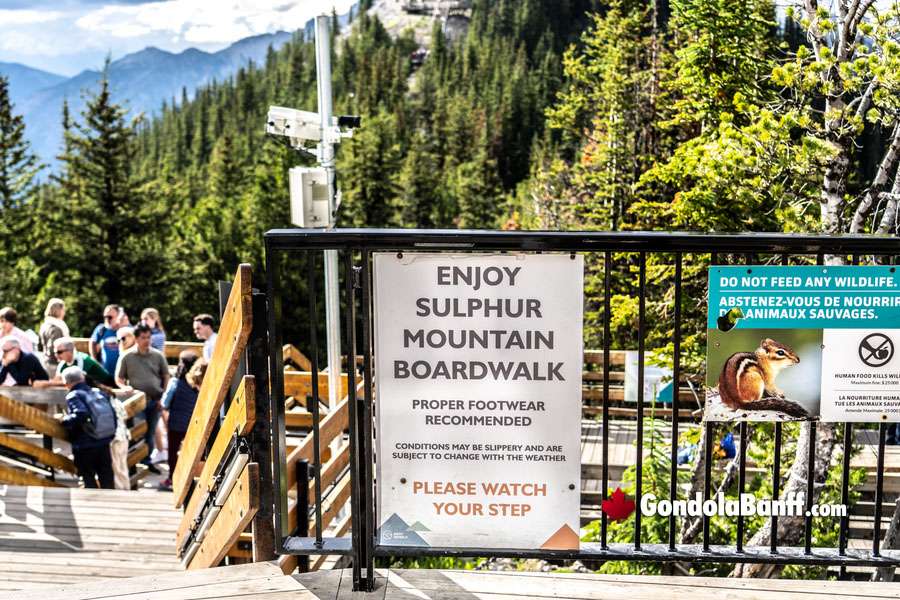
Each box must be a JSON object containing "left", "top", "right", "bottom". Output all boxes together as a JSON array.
[
  {"left": 0, "top": 390, "right": 147, "bottom": 487},
  {"left": 72, "top": 338, "right": 205, "bottom": 360},
  {"left": 172, "top": 263, "right": 268, "bottom": 571},
  {"left": 172, "top": 264, "right": 253, "bottom": 508}
]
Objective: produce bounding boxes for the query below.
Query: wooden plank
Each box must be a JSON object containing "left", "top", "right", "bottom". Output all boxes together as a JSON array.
[
  {"left": 582, "top": 371, "right": 691, "bottom": 383},
  {"left": 582, "top": 387, "right": 696, "bottom": 402},
  {"left": 584, "top": 350, "right": 628, "bottom": 366},
  {"left": 18, "top": 563, "right": 900, "bottom": 599},
  {"left": 225, "top": 544, "right": 252, "bottom": 559},
  {"left": 283, "top": 344, "right": 312, "bottom": 371},
  {"left": 285, "top": 413, "right": 350, "bottom": 435},
  {"left": 381, "top": 568, "right": 900, "bottom": 599},
  {"left": 309, "top": 472, "right": 350, "bottom": 535},
  {"left": 7, "top": 563, "right": 278, "bottom": 600},
  {"left": 161, "top": 341, "right": 206, "bottom": 360},
  {"left": 0, "top": 432, "right": 76, "bottom": 473},
  {"left": 283, "top": 371, "right": 353, "bottom": 401},
  {"left": 176, "top": 376, "right": 256, "bottom": 545},
  {"left": 582, "top": 406, "right": 699, "bottom": 419},
  {"left": 285, "top": 412, "right": 314, "bottom": 428},
  {"left": 122, "top": 391, "right": 147, "bottom": 419},
  {"left": 583, "top": 371, "right": 626, "bottom": 382},
  {"left": 127, "top": 442, "right": 149, "bottom": 468},
  {"left": 0, "top": 393, "right": 68, "bottom": 439},
  {"left": 0, "top": 387, "right": 68, "bottom": 405},
  {"left": 73, "top": 338, "right": 205, "bottom": 361},
  {"left": 282, "top": 443, "right": 351, "bottom": 537},
  {"left": 0, "top": 464, "right": 65, "bottom": 487},
  {"left": 285, "top": 388, "right": 354, "bottom": 490},
  {"left": 129, "top": 420, "right": 148, "bottom": 442},
  {"left": 188, "top": 462, "right": 259, "bottom": 570},
  {"left": 129, "top": 464, "right": 148, "bottom": 488},
  {"left": 310, "top": 513, "right": 352, "bottom": 571},
  {"left": 310, "top": 443, "right": 350, "bottom": 500},
  {"left": 172, "top": 263, "right": 252, "bottom": 508}
]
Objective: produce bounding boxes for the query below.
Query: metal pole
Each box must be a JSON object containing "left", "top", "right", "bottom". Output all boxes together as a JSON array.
[{"left": 316, "top": 14, "right": 342, "bottom": 414}]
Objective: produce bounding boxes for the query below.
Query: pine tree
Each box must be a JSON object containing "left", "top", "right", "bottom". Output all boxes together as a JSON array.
[
  {"left": 0, "top": 74, "right": 43, "bottom": 327},
  {"left": 399, "top": 132, "right": 443, "bottom": 228},
  {"left": 47, "top": 61, "right": 174, "bottom": 324},
  {"left": 339, "top": 111, "right": 400, "bottom": 227},
  {"left": 0, "top": 74, "right": 41, "bottom": 210},
  {"left": 457, "top": 130, "right": 503, "bottom": 229}
]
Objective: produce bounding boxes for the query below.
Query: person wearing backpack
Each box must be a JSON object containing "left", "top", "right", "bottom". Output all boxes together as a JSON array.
[{"left": 59, "top": 367, "right": 116, "bottom": 489}]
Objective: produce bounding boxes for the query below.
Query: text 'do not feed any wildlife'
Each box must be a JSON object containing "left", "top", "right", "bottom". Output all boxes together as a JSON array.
[{"left": 707, "top": 266, "right": 900, "bottom": 423}]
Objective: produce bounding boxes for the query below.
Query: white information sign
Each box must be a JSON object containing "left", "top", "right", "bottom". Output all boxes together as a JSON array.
[{"left": 374, "top": 253, "right": 583, "bottom": 550}]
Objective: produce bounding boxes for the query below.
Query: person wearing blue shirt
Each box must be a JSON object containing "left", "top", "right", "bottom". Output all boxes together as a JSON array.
[
  {"left": 90, "top": 304, "right": 122, "bottom": 375},
  {"left": 58, "top": 367, "right": 114, "bottom": 489}
]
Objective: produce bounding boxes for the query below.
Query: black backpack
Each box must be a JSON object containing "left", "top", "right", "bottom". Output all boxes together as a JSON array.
[{"left": 82, "top": 388, "right": 117, "bottom": 440}]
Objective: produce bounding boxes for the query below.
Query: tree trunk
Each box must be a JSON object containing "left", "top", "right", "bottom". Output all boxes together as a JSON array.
[
  {"left": 851, "top": 124, "right": 900, "bottom": 233},
  {"left": 872, "top": 497, "right": 900, "bottom": 582},
  {"left": 822, "top": 135, "right": 851, "bottom": 235},
  {"left": 730, "top": 422, "right": 836, "bottom": 578},
  {"left": 875, "top": 177, "right": 900, "bottom": 235},
  {"left": 680, "top": 427, "right": 745, "bottom": 546},
  {"left": 679, "top": 423, "right": 708, "bottom": 543}
]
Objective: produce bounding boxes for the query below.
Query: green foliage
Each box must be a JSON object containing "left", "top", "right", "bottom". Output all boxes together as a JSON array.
[
  {"left": 583, "top": 419, "right": 867, "bottom": 578},
  {"left": 35, "top": 63, "right": 187, "bottom": 335},
  {"left": 0, "top": 74, "right": 43, "bottom": 326},
  {"left": 582, "top": 416, "right": 689, "bottom": 574},
  {"left": 77, "top": 1, "right": 591, "bottom": 343}
]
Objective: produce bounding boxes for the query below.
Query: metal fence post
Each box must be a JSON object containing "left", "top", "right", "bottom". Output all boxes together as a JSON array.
[
  {"left": 249, "top": 291, "right": 276, "bottom": 562},
  {"left": 296, "top": 459, "right": 310, "bottom": 573}
]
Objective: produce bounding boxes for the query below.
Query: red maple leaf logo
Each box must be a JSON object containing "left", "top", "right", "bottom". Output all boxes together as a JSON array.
[{"left": 601, "top": 487, "right": 635, "bottom": 522}]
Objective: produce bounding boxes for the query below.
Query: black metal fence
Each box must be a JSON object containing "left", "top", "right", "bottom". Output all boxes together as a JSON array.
[{"left": 265, "top": 229, "right": 900, "bottom": 591}]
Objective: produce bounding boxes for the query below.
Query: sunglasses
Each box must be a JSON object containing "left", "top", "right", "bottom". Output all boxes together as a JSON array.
[
  {"left": 54, "top": 349, "right": 69, "bottom": 355},
  {"left": 1, "top": 347, "right": 14, "bottom": 354}
]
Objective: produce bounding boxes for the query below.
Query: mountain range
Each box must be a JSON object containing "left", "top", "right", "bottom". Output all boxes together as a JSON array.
[
  {"left": 0, "top": 2, "right": 362, "bottom": 173},
  {"left": 1, "top": 31, "right": 299, "bottom": 171}
]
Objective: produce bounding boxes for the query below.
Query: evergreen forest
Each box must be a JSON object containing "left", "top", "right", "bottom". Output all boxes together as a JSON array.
[
  {"left": 1, "top": 0, "right": 898, "bottom": 344},
  {"left": 2, "top": 0, "right": 900, "bottom": 576}
]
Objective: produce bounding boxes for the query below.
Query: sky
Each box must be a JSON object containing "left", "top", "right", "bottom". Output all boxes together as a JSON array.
[{"left": 0, "top": 0, "right": 356, "bottom": 77}]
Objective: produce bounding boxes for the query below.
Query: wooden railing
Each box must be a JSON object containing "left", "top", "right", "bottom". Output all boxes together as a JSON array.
[
  {"left": 277, "top": 380, "right": 357, "bottom": 573},
  {"left": 581, "top": 350, "right": 699, "bottom": 419},
  {"left": 173, "top": 264, "right": 275, "bottom": 571},
  {"left": 73, "top": 338, "right": 205, "bottom": 361},
  {"left": 0, "top": 388, "right": 148, "bottom": 487}
]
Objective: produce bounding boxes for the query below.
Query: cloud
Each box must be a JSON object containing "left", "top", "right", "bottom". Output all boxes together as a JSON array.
[
  {"left": 75, "top": 0, "right": 356, "bottom": 42},
  {"left": 0, "top": 8, "right": 64, "bottom": 24},
  {"left": 0, "top": 0, "right": 355, "bottom": 76}
]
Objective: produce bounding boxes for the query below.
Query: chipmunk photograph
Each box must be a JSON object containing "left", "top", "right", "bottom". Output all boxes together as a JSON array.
[{"left": 705, "top": 329, "right": 823, "bottom": 422}]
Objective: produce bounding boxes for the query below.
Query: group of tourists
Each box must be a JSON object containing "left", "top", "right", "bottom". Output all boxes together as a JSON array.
[{"left": 0, "top": 299, "right": 220, "bottom": 490}]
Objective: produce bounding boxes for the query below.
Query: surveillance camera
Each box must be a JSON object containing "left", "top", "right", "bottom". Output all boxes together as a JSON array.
[
  {"left": 266, "top": 106, "right": 324, "bottom": 144},
  {"left": 337, "top": 115, "right": 361, "bottom": 129},
  {"left": 266, "top": 106, "right": 358, "bottom": 148}
]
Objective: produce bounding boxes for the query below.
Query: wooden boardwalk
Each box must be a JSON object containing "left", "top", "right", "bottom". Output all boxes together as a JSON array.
[
  {"left": 5, "top": 560, "right": 899, "bottom": 599},
  {"left": 0, "top": 485, "right": 182, "bottom": 590}
]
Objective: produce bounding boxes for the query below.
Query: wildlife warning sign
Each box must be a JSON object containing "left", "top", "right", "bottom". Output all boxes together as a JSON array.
[
  {"left": 373, "top": 252, "right": 583, "bottom": 550},
  {"left": 707, "top": 265, "right": 900, "bottom": 423}
]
